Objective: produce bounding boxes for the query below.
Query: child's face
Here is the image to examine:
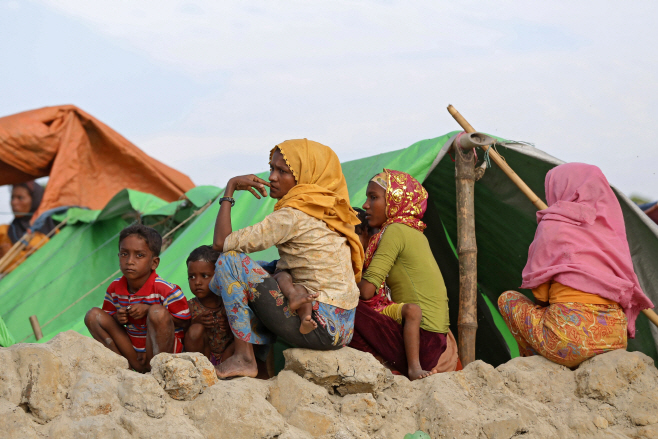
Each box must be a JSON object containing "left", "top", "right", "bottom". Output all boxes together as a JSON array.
[
  {"left": 187, "top": 260, "right": 215, "bottom": 300},
  {"left": 118, "top": 235, "right": 159, "bottom": 282}
]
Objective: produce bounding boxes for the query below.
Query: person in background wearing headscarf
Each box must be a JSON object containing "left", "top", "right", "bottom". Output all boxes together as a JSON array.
[
  {"left": 209, "top": 139, "right": 363, "bottom": 379},
  {"left": 498, "top": 163, "right": 654, "bottom": 368},
  {"left": 0, "top": 181, "right": 56, "bottom": 273},
  {"left": 349, "top": 169, "right": 459, "bottom": 380}
]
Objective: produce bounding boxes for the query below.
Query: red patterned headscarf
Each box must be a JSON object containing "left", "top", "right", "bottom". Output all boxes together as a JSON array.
[{"left": 362, "top": 169, "right": 429, "bottom": 311}]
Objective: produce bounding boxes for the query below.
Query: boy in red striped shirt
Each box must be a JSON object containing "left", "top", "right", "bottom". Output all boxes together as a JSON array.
[{"left": 85, "top": 224, "right": 191, "bottom": 372}]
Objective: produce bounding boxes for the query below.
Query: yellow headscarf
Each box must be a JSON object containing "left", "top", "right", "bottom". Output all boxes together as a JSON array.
[{"left": 271, "top": 139, "right": 364, "bottom": 282}]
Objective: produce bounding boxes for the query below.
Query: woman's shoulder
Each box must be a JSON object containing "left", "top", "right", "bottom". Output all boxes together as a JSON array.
[
  {"left": 280, "top": 207, "right": 335, "bottom": 230},
  {"left": 268, "top": 207, "right": 307, "bottom": 221},
  {"left": 382, "top": 223, "right": 423, "bottom": 240}
]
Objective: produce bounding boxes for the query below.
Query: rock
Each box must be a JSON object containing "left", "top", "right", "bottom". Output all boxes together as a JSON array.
[
  {"left": 628, "top": 392, "right": 658, "bottom": 426},
  {"left": 277, "top": 425, "right": 314, "bottom": 439},
  {"left": 68, "top": 372, "right": 122, "bottom": 419},
  {"left": 13, "top": 343, "right": 71, "bottom": 422},
  {"left": 2, "top": 336, "right": 658, "bottom": 439},
  {"left": 416, "top": 372, "right": 482, "bottom": 438},
  {"left": 372, "top": 392, "right": 419, "bottom": 439},
  {"left": 185, "top": 378, "right": 287, "bottom": 438},
  {"left": 150, "top": 352, "right": 218, "bottom": 401},
  {"left": 0, "top": 399, "right": 41, "bottom": 438},
  {"left": 636, "top": 424, "right": 658, "bottom": 438},
  {"left": 566, "top": 409, "right": 599, "bottom": 436},
  {"left": 497, "top": 355, "right": 576, "bottom": 404},
  {"left": 593, "top": 415, "right": 609, "bottom": 429},
  {"left": 284, "top": 347, "right": 388, "bottom": 396},
  {"left": 48, "top": 414, "right": 131, "bottom": 439},
  {"left": 119, "top": 410, "right": 205, "bottom": 439},
  {"left": 575, "top": 350, "right": 653, "bottom": 401},
  {"left": 287, "top": 404, "right": 341, "bottom": 437},
  {"left": 597, "top": 403, "right": 616, "bottom": 425},
  {"left": 47, "top": 330, "right": 129, "bottom": 380},
  {"left": 0, "top": 348, "right": 21, "bottom": 405},
  {"left": 340, "top": 393, "right": 384, "bottom": 433},
  {"left": 117, "top": 369, "right": 167, "bottom": 419},
  {"left": 268, "top": 370, "right": 334, "bottom": 417}
]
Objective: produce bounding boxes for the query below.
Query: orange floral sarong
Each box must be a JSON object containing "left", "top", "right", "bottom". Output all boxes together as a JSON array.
[{"left": 497, "top": 291, "right": 627, "bottom": 368}]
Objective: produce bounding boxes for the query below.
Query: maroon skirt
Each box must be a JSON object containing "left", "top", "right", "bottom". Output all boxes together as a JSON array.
[{"left": 348, "top": 300, "right": 447, "bottom": 377}]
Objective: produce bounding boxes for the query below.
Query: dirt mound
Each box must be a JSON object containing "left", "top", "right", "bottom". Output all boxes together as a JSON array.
[{"left": 1, "top": 331, "right": 656, "bottom": 438}]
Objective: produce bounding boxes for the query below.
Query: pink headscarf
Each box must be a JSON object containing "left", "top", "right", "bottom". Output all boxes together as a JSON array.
[{"left": 521, "top": 163, "right": 654, "bottom": 338}]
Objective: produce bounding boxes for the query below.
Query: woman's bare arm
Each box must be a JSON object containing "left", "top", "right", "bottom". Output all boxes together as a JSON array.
[{"left": 213, "top": 175, "right": 270, "bottom": 252}]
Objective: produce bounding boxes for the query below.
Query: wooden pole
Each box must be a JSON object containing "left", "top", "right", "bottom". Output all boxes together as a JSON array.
[
  {"left": 446, "top": 105, "right": 658, "bottom": 329},
  {"left": 29, "top": 315, "right": 43, "bottom": 341},
  {"left": 455, "top": 135, "right": 478, "bottom": 367},
  {"left": 447, "top": 105, "right": 548, "bottom": 210}
]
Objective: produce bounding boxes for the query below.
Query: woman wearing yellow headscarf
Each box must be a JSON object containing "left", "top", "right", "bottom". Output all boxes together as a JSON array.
[{"left": 210, "top": 139, "right": 363, "bottom": 378}]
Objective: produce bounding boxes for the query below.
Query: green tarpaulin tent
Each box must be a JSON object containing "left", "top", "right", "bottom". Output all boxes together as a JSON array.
[
  {"left": 2, "top": 132, "right": 656, "bottom": 366},
  {"left": 0, "top": 185, "right": 220, "bottom": 344}
]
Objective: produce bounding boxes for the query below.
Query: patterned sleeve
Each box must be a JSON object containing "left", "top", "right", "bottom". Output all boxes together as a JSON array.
[
  {"left": 223, "top": 208, "right": 300, "bottom": 254},
  {"left": 101, "top": 281, "right": 119, "bottom": 315},
  {"left": 163, "top": 285, "right": 191, "bottom": 320}
]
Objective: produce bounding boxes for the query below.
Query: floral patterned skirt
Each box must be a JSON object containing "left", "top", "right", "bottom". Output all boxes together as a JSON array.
[
  {"left": 497, "top": 291, "right": 627, "bottom": 368},
  {"left": 209, "top": 251, "right": 355, "bottom": 349}
]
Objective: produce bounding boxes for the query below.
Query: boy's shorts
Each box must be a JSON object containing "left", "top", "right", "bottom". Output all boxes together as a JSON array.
[
  {"left": 129, "top": 333, "right": 184, "bottom": 354},
  {"left": 379, "top": 303, "right": 405, "bottom": 324}
]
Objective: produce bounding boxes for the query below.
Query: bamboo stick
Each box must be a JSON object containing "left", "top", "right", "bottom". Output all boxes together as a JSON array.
[
  {"left": 0, "top": 232, "right": 33, "bottom": 274},
  {"left": 455, "top": 136, "right": 478, "bottom": 367},
  {"left": 446, "top": 105, "right": 658, "bottom": 329},
  {"left": 448, "top": 105, "right": 548, "bottom": 210},
  {"left": 644, "top": 308, "right": 658, "bottom": 328},
  {"left": 29, "top": 315, "right": 43, "bottom": 341}
]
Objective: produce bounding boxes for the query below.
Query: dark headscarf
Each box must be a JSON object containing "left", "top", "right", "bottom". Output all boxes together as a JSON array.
[{"left": 8, "top": 181, "right": 56, "bottom": 243}]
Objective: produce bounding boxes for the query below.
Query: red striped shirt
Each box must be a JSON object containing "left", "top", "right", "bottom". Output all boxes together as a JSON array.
[{"left": 102, "top": 271, "right": 190, "bottom": 352}]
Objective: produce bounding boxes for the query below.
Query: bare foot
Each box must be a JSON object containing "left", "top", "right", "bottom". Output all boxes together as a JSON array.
[
  {"left": 408, "top": 367, "right": 435, "bottom": 381},
  {"left": 299, "top": 315, "right": 318, "bottom": 334},
  {"left": 288, "top": 288, "right": 319, "bottom": 311},
  {"left": 215, "top": 354, "right": 258, "bottom": 379}
]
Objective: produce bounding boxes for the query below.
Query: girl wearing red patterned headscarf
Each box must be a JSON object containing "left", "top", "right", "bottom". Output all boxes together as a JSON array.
[{"left": 349, "top": 169, "right": 456, "bottom": 380}]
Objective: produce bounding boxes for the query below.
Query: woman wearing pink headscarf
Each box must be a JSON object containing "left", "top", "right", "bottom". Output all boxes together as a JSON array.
[{"left": 498, "top": 163, "right": 654, "bottom": 368}]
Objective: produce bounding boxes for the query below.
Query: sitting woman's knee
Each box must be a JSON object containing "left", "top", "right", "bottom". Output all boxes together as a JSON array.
[
  {"left": 498, "top": 290, "right": 520, "bottom": 308},
  {"left": 402, "top": 303, "right": 422, "bottom": 321}
]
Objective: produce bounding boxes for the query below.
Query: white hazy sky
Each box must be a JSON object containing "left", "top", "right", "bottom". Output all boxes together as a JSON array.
[{"left": 1, "top": 0, "right": 657, "bottom": 223}]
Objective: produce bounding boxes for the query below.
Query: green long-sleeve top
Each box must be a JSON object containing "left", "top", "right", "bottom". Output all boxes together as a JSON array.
[{"left": 362, "top": 223, "right": 449, "bottom": 333}]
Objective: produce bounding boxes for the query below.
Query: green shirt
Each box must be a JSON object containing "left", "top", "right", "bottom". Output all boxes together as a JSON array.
[{"left": 363, "top": 223, "right": 450, "bottom": 333}]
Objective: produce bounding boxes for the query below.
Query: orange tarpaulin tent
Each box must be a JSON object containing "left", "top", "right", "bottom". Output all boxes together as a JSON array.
[{"left": 0, "top": 105, "right": 195, "bottom": 221}]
